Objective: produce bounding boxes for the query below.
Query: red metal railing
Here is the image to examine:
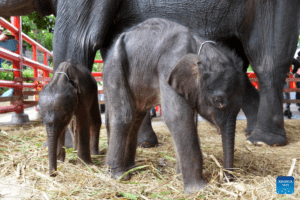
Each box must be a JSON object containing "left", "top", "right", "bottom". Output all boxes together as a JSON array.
[
  {"left": 0, "top": 16, "right": 53, "bottom": 114},
  {"left": 0, "top": 16, "right": 104, "bottom": 116},
  {"left": 247, "top": 68, "right": 300, "bottom": 103}
]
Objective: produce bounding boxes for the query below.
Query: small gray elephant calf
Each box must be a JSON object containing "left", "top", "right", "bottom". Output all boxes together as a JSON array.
[
  {"left": 104, "top": 18, "right": 244, "bottom": 194},
  {"left": 39, "top": 61, "right": 101, "bottom": 176}
]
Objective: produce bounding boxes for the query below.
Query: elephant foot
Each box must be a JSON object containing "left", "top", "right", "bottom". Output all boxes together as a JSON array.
[
  {"left": 184, "top": 180, "right": 206, "bottom": 194},
  {"left": 288, "top": 112, "right": 292, "bottom": 119},
  {"left": 137, "top": 129, "right": 158, "bottom": 148},
  {"left": 57, "top": 148, "right": 66, "bottom": 162},
  {"left": 283, "top": 109, "right": 292, "bottom": 119},
  {"left": 91, "top": 149, "right": 100, "bottom": 155},
  {"left": 137, "top": 111, "right": 159, "bottom": 148},
  {"left": 110, "top": 168, "right": 131, "bottom": 181},
  {"left": 245, "top": 119, "right": 256, "bottom": 137},
  {"left": 77, "top": 157, "right": 94, "bottom": 166},
  {"left": 283, "top": 109, "right": 289, "bottom": 116},
  {"left": 246, "top": 128, "right": 287, "bottom": 146}
]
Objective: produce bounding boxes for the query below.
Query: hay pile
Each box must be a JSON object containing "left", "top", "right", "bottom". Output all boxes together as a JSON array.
[{"left": 0, "top": 119, "right": 299, "bottom": 199}]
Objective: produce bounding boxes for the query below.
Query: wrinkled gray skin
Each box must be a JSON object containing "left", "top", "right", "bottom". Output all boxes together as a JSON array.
[
  {"left": 1, "top": 0, "right": 299, "bottom": 146},
  {"left": 38, "top": 61, "right": 101, "bottom": 176},
  {"left": 104, "top": 18, "right": 244, "bottom": 194}
]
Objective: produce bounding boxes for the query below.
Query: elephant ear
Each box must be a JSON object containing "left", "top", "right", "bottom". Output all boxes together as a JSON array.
[
  {"left": 68, "top": 79, "right": 81, "bottom": 95},
  {"left": 167, "top": 53, "right": 206, "bottom": 107}
]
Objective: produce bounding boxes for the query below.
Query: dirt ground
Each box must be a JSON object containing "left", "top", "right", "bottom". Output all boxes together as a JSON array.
[{"left": 0, "top": 119, "right": 299, "bottom": 200}]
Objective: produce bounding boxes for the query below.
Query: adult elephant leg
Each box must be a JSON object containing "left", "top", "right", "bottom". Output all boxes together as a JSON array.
[
  {"left": 220, "top": 38, "right": 259, "bottom": 136},
  {"left": 242, "top": 75, "right": 259, "bottom": 136},
  {"left": 137, "top": 111, "right": 158, "bottom": 148},
  {"left": 53, "top": 0, "right": 122, "bottom": 70},
  {"left": 247, "top": 80, "right": 287, "bottom": 146},
  {"left": 64, "top": 127, "right": 74, "bottom": 149},
  {"left": 242, "top": 0, "right": 300, "bottom": 146}
]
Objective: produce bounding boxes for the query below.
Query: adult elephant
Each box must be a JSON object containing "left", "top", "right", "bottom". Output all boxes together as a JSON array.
[{"left": 1, "top": 0, "right": 299, "bottom": 146}]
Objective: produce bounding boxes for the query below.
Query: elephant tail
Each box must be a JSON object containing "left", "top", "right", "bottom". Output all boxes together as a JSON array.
[{"left": 103, "top": 33, "right": 136, "bottom": 117}]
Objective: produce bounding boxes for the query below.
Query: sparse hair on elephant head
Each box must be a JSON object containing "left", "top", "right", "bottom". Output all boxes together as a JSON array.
[
  {"left": 39, "top": 61, "right": 81, "bottom": 131},
  {"left": 167, "top": 52, "right": 245, "bottom": 126},
  {"left": 50, "top": 60, "right": 82, "bottom": 95}
]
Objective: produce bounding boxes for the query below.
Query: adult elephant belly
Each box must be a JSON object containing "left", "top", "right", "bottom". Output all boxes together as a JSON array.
[
  {"left": 100, "top": 0, "right": 300, "bottom": 146},
  {"left": 101, "top": 0, "right": 234, "bottom": 54}
]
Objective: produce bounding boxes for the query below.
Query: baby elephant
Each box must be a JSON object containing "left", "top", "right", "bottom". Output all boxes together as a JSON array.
[
  {"left": 104, "top": 18, "right": 245, "bottom": 193},
  {"left": 39, "top": 61, "right": 101, "bottom": 176}
]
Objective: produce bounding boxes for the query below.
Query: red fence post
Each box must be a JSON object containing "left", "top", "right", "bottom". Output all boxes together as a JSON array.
[
  {"left": 10, "top": 16, "right": 29, "bottom": 123},
  {"left": 32, "top": 45, "right": 39, "bottom": 110},
  {"left": 0, "top": 17, "right": 54, "bottom": 117}
]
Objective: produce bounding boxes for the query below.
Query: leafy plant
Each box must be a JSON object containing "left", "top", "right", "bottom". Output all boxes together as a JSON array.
[
  {"left": 0, "top": 61, "right": 14, "bottom": 81},
  {"left": 22, "top": 12, "right": 55, "bottom": 51},
  {"left": 247, "top": 65, "right": 253, "bottom": 72},
  {"left": 0, "top": 62, "right": 36, "bottom": 94},
  {"left": 92, "top": 50, "right": 103, "bottom": 72}
]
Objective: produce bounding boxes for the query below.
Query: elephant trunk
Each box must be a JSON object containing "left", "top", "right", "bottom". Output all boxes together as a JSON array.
[
  {"left": 221, "top": 118, "right": 236, "bottom": 180},
  {"left": 0, "top": 0, "right": 36, "bottom": 17},
  {"left": 46, "top": 125, "right": 58, "bottom": 176}
]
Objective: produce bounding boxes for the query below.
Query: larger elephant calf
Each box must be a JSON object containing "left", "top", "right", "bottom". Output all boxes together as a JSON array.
[{"left": 104, "top": 18, "right": 245, "bottom": 194}]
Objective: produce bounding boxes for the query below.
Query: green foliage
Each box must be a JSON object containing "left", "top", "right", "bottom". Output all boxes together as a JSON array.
[
  {"left": 0, "top": 62, "right": 34, "bottom": 81},
  {"left": 0, "top": 62, "right": 35, "bottom": 94},
  {"left": 92, "top": 51, "right": 103, "bottom": 72},
  {"left": 93, "top": 50, "right": 103, "bottom": 86},
  {"left": 0, "top": 62, "right": 13, "bottom": 95},
  {"left": 23, "top": 67, "right": 34, "bottom": 80},
  {"left": 0, "top": 62, "right": 14, "bottom": 81},
  {"left": 21, "top": 12, "right": 55, "bottom": 51},
  {"left": 27, "top": 12, "right": 55, "bottom": 32},
  {"left": 247, "top": 65, "right": 253, "bottom": 72}
]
